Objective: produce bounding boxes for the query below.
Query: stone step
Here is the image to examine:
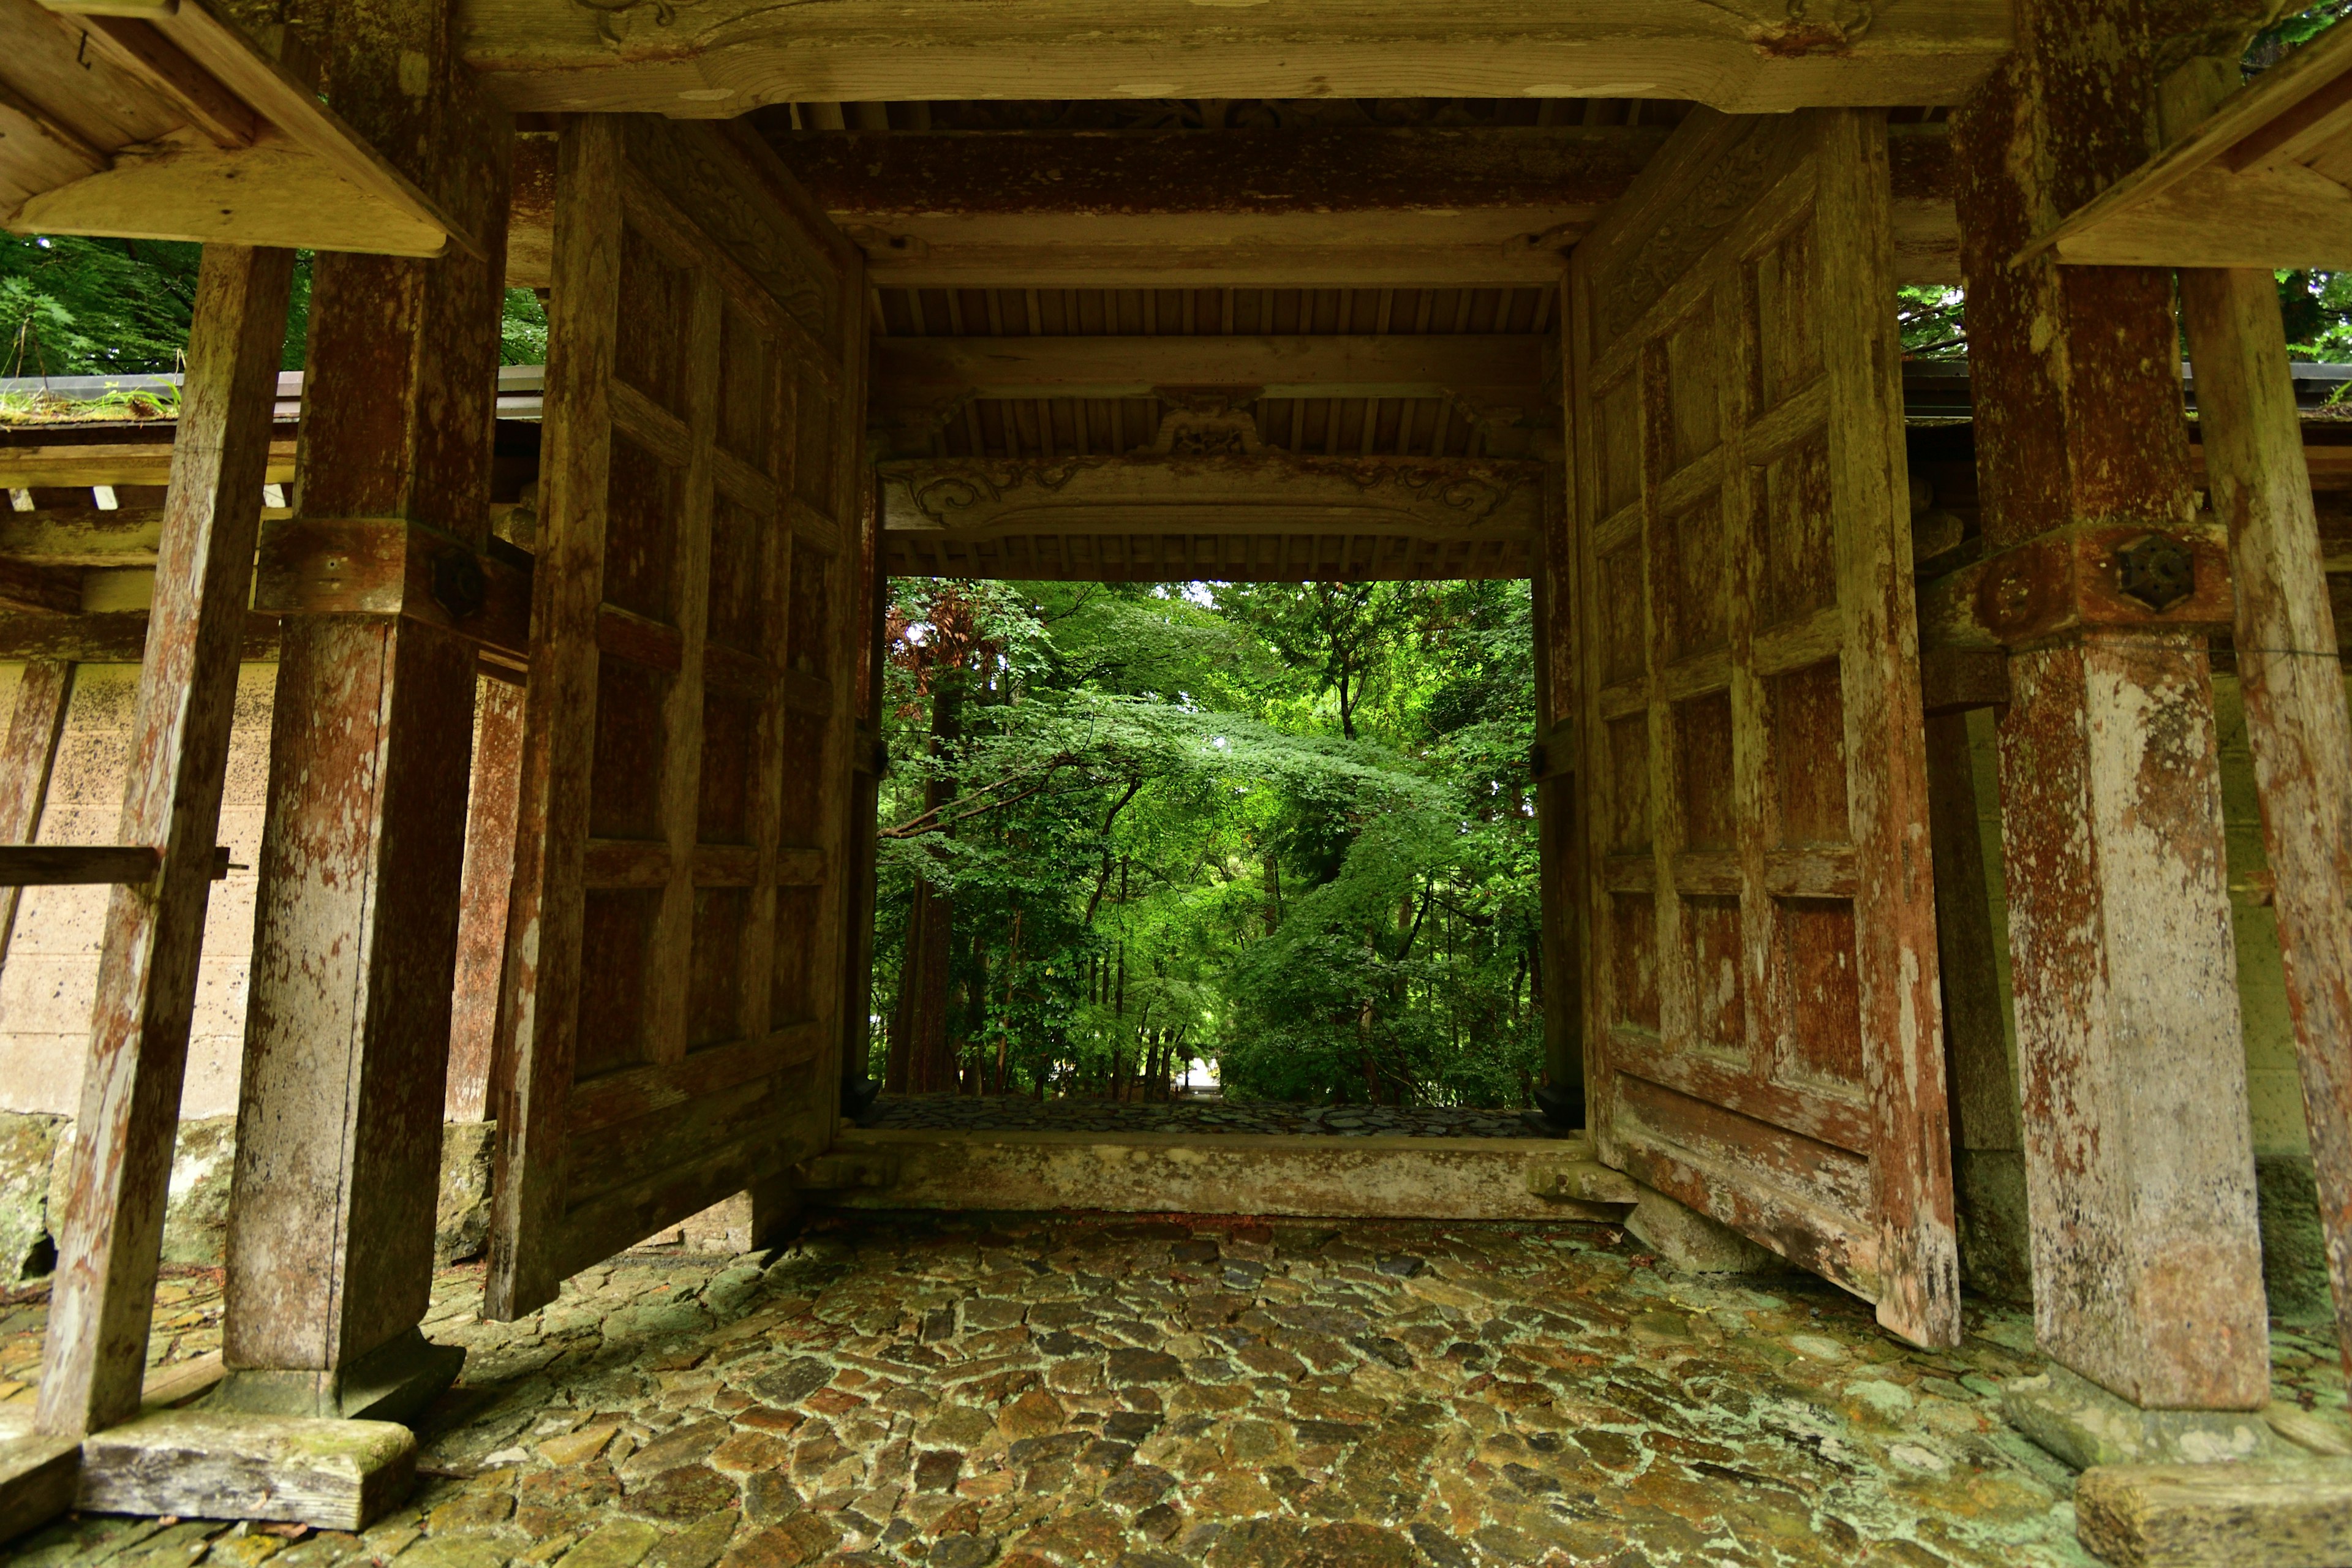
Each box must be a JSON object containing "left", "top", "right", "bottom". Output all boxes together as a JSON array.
[{"left": 807, "top": 1128, "right": 1638, "bottom": 1222}]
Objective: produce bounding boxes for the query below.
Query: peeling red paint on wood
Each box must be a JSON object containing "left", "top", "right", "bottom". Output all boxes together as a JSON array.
[
  {"left": 1567, "top": 107, "right": 1957, "bottom": 1349},
  {"left": 1951, "top": 0, "right": 2272, "bottom": 1412}
]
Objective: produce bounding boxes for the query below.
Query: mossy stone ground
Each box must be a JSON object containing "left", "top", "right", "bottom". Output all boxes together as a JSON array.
[{"left": 6, "top": 1212, "right": 2348, "bottom": 1566}]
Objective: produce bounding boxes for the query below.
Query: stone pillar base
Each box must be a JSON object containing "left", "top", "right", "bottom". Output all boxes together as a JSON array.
[
  {"left": 1623, "top": 1183, "right": 1790, "bottom": 1275},
  {"left": 2003, "top": 1366, "right": 2283, "bottom": 1471},
  {"left": 208, "top": 1328, "right": 462, "bottom": 1427}
]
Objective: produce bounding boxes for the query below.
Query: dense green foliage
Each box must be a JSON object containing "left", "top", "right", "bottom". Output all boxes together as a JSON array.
[
  {"left": 0, "top": 233, "right": 546, "bottom": 380},
  {"left": 872, "top": 579, "right": 1549, "bottom": 1107}
]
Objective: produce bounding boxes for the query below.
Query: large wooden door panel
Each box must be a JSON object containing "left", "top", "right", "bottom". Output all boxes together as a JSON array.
[
  {"left": 488, "top": 115, "right": 867, "bottom": 1318},
  {"left": 1569, "top": 108, "right": 1957, "bottom": 1346}
]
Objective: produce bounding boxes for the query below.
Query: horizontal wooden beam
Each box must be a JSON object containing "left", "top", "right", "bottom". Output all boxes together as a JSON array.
[
  {"left": 876, "top": 334, "right": 1550, "bottom": 411},
  {"left": 777, "top": 124, "right": 1665, "bottom": 217},
  {"left": 460, "top": 1, "right": 2012, "bottom": 117},
  {"left": 0, "top": 609, "right": 282, "bottom": 663},
  {"left": 0, "top": 434, "right": 296, "bottom": 489},
  {"left": 252, "top": 518, "right": 532, "bottom": 661},
  {"left": 0, "top": 844, "right": 230, "bottom": 884},
  {"left": 510, "top": 124, "right": 1958, "bottom": 288},
  {"left": 813, "top": 1127, "right": 1638, "bottom": 1221},
  {"left": 1916, "top": 523, "right": 2237, "bottom": 654}
]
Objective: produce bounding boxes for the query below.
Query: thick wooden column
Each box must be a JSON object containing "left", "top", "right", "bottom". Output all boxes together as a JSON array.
[
  {"left": 218, "top": 0, "right": 510, "bottom": 1416},
  {"left": 34, "top": 245, "right": 295, "bottom": 1438},
  {"left": 1951, "top": 0, "right": 2269, "bottom": 1410}
]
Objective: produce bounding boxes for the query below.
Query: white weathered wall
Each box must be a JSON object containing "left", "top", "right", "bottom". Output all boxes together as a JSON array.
[{"left": 0, "top": 662, "right": 276, "bottom": 1119}]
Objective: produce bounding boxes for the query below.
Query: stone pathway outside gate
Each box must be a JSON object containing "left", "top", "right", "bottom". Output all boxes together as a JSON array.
[{"left": 4, "top": 1211, "right": 2348, "bottom": 1567}]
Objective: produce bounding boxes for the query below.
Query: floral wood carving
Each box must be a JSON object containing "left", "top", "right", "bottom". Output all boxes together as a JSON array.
[
  {"left": 902, "top": 460, "right": 1086, "bottom": 527},
  {"left": 575, "top": 0, "right": 679, "bottom": 44},
  {"left": 1700, "top": 0, "right": 1876, "bottom": 53}
]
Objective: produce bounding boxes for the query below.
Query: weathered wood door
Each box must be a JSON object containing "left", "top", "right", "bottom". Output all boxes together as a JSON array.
[
  {"left": 1567, "top": 108, "right": 1958, "bottom": 1346},
  {"left": 488, "top": 116, "right": 867, "bottom": 1318}
]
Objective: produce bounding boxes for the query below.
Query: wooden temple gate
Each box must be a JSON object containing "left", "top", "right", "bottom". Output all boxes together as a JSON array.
[{"left": 0, "top": 0, "right": 2341, "bottom": 1557}]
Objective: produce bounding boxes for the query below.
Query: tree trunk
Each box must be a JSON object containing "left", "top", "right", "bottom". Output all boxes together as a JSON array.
[{"left": 886, "top": 672, "right": 963, "bottom": 1093}]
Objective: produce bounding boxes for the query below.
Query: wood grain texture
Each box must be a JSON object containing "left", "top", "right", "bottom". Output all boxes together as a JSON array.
[
  {"left": 34, "top": 242, "right": 294, "bottom": 1439},
  {"left": 456, "top": 0, "right": 2012, "bottom": 117},
  {"left": 2180, "top": 262, "right": 2352, "bottom": 1390},
  {"left": 1567, "top": 107, "right": 1958, "bottom": 1348},
  {"left": 1951, "top": 0, "right": 2272, "bottom": 1411}
]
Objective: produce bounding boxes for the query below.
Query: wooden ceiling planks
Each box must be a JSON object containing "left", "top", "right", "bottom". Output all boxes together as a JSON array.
[
  {"left": 0, "top": 0, "right": 460, "bottom": 255},
  {"left": 2026, "top": 23, "right": 2352, "bottom": 268}
]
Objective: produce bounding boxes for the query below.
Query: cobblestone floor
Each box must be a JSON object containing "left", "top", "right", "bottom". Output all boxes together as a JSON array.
[
  {"left": 862, "top": 1096, "right": 1555, "bottom": 1140},
  {"left": 6, "top": 1212, "right": 2350, "bottom": 1568}
]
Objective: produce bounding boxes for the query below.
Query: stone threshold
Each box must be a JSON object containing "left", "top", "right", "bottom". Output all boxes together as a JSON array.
[{"left": 804, "top": 1128, "right": 1639, "bottom": 1223}]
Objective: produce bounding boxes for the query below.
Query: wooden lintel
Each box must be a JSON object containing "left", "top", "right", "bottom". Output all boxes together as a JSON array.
[
  {"left": 511, "top": 123, "right": 1957, "bottom": 289},
  {"left": 0, "top": 556, "right": 80, "bottom": 614},
  {"left": 875, "top": 334, "right": 1549, "bottom": 410},
  {"left": 1915, "top": 522, "right": 2237, "bottom": 654},
  {"left": 252, "top": 518, "right": 532, "bottom": 660},
  {"left": 460, "top": 2, "right": 2010, "bottom": 117},
  {"left": 778, "top": 125, "right": 1670, "bottom": 217}
]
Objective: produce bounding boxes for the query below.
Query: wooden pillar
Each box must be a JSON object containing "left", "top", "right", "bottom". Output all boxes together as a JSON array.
[
  {"left": 0, "top": 661, "right": 74, "bottom": 972},
  {"left": 1951, "top": 0, "right": 2269, "bottom": 1410},
  {"left": 217, "top": 0, "right": 510, "bottom": 1416},
  {"left": 2171, "top": 62, "right": 2352, "bottom": 1391},
  {"left": 1924, "top": 710, "right": 2031, "bottom": 1299},
  {"left": 34, "top": 245, "right": 295, "bottom": 1438},
  {"left": 1531, "top": 486, "right": 1583, "bottom": 1125},
  {"left": 447, "top": 671, "right": 524, "bottom": 1123}
]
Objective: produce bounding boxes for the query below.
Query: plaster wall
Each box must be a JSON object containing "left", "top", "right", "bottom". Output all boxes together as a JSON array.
[{"left": 0, "top": 661, "right": 276, "bottom": 1120}]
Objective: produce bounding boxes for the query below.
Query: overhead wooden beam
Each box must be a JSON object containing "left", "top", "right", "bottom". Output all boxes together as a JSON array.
[
  {"left": 459, "top": 0, "right": 2012, "bottom": 117},
  {"left": 777, "top": 124, "right": 1667, "bottom": 217},
  {"left": 877, "top": 334, "right": 1548, "bottom": 410},
  {"left": 511, "top": 124, "right": 1959, "bottom": 288}
]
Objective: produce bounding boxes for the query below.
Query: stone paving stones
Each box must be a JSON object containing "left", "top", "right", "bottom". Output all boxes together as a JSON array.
[{"left": 6, "top": 1211, "right": 2352, "bottom": 1565}]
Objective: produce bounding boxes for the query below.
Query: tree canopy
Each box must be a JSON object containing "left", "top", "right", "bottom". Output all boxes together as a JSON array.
[{"left": 872, "top": 577, "right": 1551, "bottom": 1109}]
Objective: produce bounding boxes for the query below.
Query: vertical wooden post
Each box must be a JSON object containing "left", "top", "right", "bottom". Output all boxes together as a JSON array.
[
  {"left": 1531, "top": 496, "right": 1583, "bottom": 1124},
  {"left": 1951, "top": 0, "right": 2270, "bottom": 1410},
  {"left": 35, "top": 245, "right": 294, "bottom": 1438},
  {"left": 218, "top": 1, "right": 510, "bottom": 1415},
  {"left": 1924, "top": 710, "right": 2030, "bottom": 1298},
  {"left": 2179, "top": 261, "right": 2352, "bottom": 1385},
  {"left": 446, "top": 671, "right": 525, "bottom": 1123},
  {"left": 0, "top": 661, "right": 74, "bottom": 973}
]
